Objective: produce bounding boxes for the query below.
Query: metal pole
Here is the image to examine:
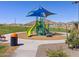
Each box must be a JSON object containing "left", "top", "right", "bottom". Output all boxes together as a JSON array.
[
  {"left": 36, "top": 17, "right": 38, "bottom": 35},
  {"left": 66, "top": 24, "right": 68, "bottom": 39},
  {"left": 15, "top": 18, "right": 16, "bottom": 25},
  {"left": 75, "top": 2, "right": 79, "bottom": 23},
  {"left": 73, "top": 1, "right": 79, "bottom": 21},
  {"left": 73, "top": 1, "right": 79, "bottom": 29}
]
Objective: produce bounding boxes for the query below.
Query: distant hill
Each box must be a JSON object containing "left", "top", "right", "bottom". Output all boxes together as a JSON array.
[{"left": 24, "top": 20, "right": 64, "bottom": 26}]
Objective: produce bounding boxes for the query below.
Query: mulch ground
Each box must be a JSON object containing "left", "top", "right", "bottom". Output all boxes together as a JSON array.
[
  {"left": 36, "top": 43, "right": 79, "bottom": 57},
  {"left": 18, "top": 32, "right": 66, "bottom": 40},
  {"left": 0, "top": 43, "right": 18, "bottom": 57}
]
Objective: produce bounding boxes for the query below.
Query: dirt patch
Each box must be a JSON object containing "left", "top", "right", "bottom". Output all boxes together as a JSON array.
[
  {"left": 0, "top": 43, "right": 18, "bottom": 57},
  {"left": 18, "top": 32, "right": 66, "bottom": 40},
  {"left": 36, "top": 43, "right": 79, "bottom": 57}
]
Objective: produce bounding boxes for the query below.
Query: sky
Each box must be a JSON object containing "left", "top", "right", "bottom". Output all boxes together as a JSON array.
[{"left": 0, "top": 1, "right": 78, "bottom": 24}]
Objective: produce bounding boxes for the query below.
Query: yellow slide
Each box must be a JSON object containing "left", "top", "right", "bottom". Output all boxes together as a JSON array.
[
  {"left": 27, "top": 24, "right": 36, "bottom": 37},
  {"left": 45, "top": 24, "right": 49, "bottom": 29}
]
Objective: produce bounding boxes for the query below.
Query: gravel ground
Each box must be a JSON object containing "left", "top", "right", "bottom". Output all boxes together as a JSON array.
[
  {"left": 36, "top": 43, "right": 79, "bottom": 57},
  {"left": 18, "top": 32, "right": 66, "bottom": 40}
]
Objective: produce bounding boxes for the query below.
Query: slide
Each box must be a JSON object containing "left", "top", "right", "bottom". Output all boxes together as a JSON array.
[
  {"left": 45, "top": 24, "right": 49, "bottom": 30},
  {"left": 27, "top": 24, "right": 36, "bottom": 37}
]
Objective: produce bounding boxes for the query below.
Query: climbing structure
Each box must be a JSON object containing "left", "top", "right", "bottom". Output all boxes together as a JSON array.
[{"left": 26, "top": 7, "right": 55, "bottom": 37}]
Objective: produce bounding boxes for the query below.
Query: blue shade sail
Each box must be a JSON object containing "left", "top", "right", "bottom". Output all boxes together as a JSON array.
[{"left": 27, "top": 7, "right": 55, "bottom": 17}]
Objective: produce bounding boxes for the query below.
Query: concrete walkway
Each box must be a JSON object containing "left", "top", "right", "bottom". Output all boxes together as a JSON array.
[{"left": 3, "top": 33, "right": 65, "bottom": 57}]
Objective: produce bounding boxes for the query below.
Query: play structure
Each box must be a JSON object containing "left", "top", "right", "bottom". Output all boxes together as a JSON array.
[{"left": 26, "top": 7, "right": 55, "bottom": 37}]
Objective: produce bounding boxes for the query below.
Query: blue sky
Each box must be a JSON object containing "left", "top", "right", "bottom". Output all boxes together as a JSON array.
[{"left": 0, "top": 1, "right": 78, "bottom": 24}]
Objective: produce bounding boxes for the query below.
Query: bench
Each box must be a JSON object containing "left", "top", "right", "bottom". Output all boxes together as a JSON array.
[{"left": 0, "top": 35, "right": 6, "bottom": 40}]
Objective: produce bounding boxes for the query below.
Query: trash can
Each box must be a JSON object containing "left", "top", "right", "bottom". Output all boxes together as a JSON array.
[{"left": 10, "top": 33, "right": 18, "bottom": 46}]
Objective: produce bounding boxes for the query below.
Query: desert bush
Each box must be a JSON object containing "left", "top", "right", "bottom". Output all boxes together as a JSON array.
[
  {"left": 66, "top": 29, "right": 79, "bottom": 48},
  {"left": 47, "top": 49, "right": 68, "bottom": 57}
]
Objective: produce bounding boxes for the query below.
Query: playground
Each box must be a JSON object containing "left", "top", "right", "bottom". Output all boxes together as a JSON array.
[
  {"left": 0, "top": 1, "right": 79, "bottom": 57},
  {"left": 0, "top": 7, "right": 67, "bottom": 57},
  {"left": 17, "top": 7, "right": 66, "bottom": 40}
]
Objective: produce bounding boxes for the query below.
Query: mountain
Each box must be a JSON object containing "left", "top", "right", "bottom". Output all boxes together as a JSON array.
[{"left": 24, "top": 19, "right": 61, "bottom": 26}]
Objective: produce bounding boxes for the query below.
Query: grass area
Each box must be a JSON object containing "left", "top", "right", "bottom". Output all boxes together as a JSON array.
[
  {"left": 0, "top": 46, "right": 6, "bottom": 49},
  {"left": 49, "top": 28, "right": 66, "bottom": 32},
  {"left": 0, "top": 43, "right": 18, "bottom": 57},
  {"left": 0, "top": 45, "right": 8, "bottom": 56},
  {"left": 0, "top": 25, "right": 68, "bottom": 35},
  {"left": 49, "top": 28, "right": 71, "bottom": 32},
  {"left": 0, "top": 25, "right": 27, "bottom": 35}
]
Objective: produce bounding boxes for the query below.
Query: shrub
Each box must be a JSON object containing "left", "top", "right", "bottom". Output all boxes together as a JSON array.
[
  {"left": 47, "top": 49, "right": 68, "bottom": 57},
  {"left": 66, "top": 29, "right": 79, "bottom": 48}
]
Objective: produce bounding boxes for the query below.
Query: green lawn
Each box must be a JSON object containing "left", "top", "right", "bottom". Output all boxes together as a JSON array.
[
  {"left": 0, "top": 25, "right": 27, "bottom": 35},
  {"left": 49, "top": 28, "right": 67, "bottom": 32},
  {"left": 0, "top": 46, "right": 6, "bottom": 49},
  {"left": 0, "top": 43, "right": 18, "bottom": 57},
  {"left": 0, "top": 25, "right": 68, "bottom": 35},
  {"left": 0, "top": 46, "right": 7, "bottom": 56}
]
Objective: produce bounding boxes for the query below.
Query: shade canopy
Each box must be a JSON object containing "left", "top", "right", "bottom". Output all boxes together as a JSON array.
[{"left": 27, "top": 7, "right": 55, "bottom": 17}]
